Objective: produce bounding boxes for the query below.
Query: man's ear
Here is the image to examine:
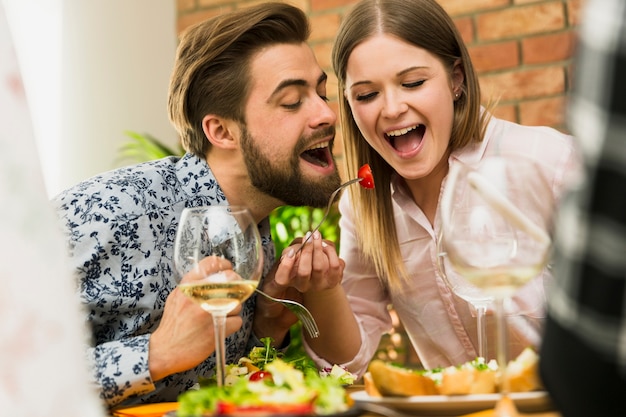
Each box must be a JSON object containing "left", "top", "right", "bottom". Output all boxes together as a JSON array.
[{"left": 201, "top": 114, "right": 239, "bottom": 150}]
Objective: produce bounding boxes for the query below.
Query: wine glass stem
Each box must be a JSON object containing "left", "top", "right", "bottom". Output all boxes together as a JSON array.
[
  {"left": 213, "top": 312, "right": 227, "bottom": 387},
  {"left": 476, "top": 304, "right": 487, "bottom": 359},
  {"left": 495, "top": 297, "right": 511, "bottom": 396}
]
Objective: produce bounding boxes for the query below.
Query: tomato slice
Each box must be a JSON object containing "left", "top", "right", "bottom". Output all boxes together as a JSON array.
[
  {"left": 216, "top": 401, "right": 314, "bottom": 415},
  {"left": 357, "top": 164, "right": 375, "bottom": 189},
  {"left": 248, "top": 370, "right": 273, "bottom": 382}
]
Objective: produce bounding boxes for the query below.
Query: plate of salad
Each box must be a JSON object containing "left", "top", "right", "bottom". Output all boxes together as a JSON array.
[{"left": 170, "top": 338, "right": 361, "bottom": 417}]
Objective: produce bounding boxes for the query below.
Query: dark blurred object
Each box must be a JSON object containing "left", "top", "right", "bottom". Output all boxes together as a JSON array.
[{"left": 540, "top": 1, "right": 626, "bottom": 416}]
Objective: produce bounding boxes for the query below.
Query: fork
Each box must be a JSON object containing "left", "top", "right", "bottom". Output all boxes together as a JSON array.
[
  {"left": 254, "top": 288, "right": 320, "bottom": 338},
  {"left": 295, "top": 177, "right": 362, "bottom": 254}
]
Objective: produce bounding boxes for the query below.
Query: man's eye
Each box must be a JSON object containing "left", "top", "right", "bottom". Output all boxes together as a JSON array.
[
  {"left": 403, "top": 80, "right": 425, "bottom": 88},
  {"left": 282, "top": 101, "right": 302, "bottom": 110},
  {"left": 355, "top": 92, "right": 377, "bottom": 102}
]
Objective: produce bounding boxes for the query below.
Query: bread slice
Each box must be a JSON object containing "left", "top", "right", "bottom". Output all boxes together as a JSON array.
[
  {"left": 505, "top": 347, "right": 543, "bottom": 392},
  {"left": 367, "top": 360, "right": 439, "bottom": 397},
  {"left": 362, "top": 371, "right": 382, "bottom": 397},
  {"left": 365, "top": 347, "right": 543, "bottom": 398},
  {"left": 438, "top": 358, "right": 497, "bottom": 395}
]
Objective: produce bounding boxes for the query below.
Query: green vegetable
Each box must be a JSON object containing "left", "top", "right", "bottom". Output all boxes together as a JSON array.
[
  {"left": 246, "top": 337, "right": 318, "bottom": 373},
  {"left": 177, "top": 359, "right": 349, "bottom": 417}
]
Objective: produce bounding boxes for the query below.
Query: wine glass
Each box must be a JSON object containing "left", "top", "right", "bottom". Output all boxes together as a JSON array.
[
  {"left": 439, "top": 155, "right": 553, "bottom": 416},
  {"left": 436, "top": 240, "right": 493, "bottom": 359},
  {"left": 173, "top": 205, "right": 264, "bottom": 387}
]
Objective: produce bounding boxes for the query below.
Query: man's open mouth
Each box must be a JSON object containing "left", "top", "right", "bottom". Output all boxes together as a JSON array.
[{"left": 301, "top": 141, "right": 332, "bottom": 168}]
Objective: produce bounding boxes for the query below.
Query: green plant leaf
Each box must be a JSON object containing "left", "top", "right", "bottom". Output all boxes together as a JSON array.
[
  {"left": 116, "top": 131, "right": 184, "bottom": 164},
  {"left": 269, "top": 205, "right": 340, "bottom": 260}
]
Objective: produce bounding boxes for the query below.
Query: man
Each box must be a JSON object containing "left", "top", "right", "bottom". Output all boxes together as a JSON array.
[
  {"left": 53, "top": 3, "right": 344, "bottom": 408},
  {"left": 540, "top": 0, "right": 626, "bottom": 415}
]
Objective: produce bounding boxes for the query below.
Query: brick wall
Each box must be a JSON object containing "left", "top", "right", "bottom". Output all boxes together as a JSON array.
[{"left": 176, "top": 0, "right": 583, "bottom": 133}]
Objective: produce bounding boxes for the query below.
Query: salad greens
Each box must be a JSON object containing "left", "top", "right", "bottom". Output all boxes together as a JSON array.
[
  {"left": 247, "top": 337, "right": 318, "bottom": 373},
  {"left": 178, "top": 359, "right": 350, "bottom": 416},
  {"left": 178, "top": 337, "right": 355, "bottom": 416}
]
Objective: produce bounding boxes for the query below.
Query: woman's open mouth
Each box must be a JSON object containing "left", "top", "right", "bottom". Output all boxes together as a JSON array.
[{"left": 384, "top": 124, "right": 426, "bottom": 153}]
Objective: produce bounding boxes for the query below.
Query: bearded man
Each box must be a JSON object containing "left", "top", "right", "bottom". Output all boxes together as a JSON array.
[{"left": 53, "top": 2, "right": 350, "bottom": 409}]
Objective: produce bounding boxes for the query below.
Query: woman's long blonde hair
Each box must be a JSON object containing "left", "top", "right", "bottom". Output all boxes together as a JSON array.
[{"left": 332, "top": 0, "right": 492, "bottom": 289}]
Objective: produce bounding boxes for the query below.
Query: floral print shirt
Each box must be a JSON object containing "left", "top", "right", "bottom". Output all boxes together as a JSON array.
[{"left": 53, "top": 153, "right": 275, "bottom": 408}]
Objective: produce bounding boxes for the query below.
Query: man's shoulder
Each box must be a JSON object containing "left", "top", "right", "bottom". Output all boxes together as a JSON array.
[{"left": 52, "top": 156, "right": 185, "bottom": 210}]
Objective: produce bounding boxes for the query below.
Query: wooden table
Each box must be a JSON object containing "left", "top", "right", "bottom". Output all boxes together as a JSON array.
[
  {"left": 110, "top": 388, "right": 562, "bottom": 417},
  {"left": 111, "top": 404, "right": 560, "bottom": 417}
]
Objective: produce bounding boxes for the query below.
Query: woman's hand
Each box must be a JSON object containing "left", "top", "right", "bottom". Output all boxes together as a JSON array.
[
  {"left": 252, "top": 231, "right": 345, "bottom": 344},
  {"left": 275, "top": 231, "right": 345, "bottom": 291}
]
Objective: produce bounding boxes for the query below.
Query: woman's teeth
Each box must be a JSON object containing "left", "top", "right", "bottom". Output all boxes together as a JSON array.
[{"left": 387, "top": 125, "right": 419, "bottom": 137}]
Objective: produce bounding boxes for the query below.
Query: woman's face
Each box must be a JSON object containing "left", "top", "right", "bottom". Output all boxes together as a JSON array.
[{"left": 344, "top": 33, "right": 463, "bottom": 181}]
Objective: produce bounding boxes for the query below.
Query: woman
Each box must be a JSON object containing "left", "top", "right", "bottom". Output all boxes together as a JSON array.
[{"left": 309, "top": 0, "right": 580, "bottom": 376}]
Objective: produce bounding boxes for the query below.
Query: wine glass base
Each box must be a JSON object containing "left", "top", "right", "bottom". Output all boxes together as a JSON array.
[{"left": 494, "top": 394, "right": 521, "bottom": 417}]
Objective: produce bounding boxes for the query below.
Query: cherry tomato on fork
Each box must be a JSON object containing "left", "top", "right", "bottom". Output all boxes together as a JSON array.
[{"left": 358, "top": 164, "right": 375, "bottom": 189}]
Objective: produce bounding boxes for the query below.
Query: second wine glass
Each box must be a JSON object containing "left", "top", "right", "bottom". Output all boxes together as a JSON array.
[
  {"left": 436, "top": 239, "right": 493, "bottom": 359},
  {"left": 439, "top": 156, "right": 554, "bottom": 416},
  {"left": 173, "top": 205, "right": 264, "bottom": 387}
]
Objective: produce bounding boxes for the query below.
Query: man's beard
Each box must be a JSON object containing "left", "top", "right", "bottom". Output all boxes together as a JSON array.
[{"left": 240, "top": 124, "right": 341, "bottom": 208}]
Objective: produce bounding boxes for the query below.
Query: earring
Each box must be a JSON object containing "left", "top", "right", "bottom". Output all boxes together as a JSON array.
[{"left": 455, "top": 92, "right": 460, "bottom": 98}]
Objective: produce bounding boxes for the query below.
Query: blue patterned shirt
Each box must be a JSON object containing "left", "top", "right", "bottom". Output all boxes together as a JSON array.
[{"left": 53, "top": 153, "right": 275, "bottom": 408}]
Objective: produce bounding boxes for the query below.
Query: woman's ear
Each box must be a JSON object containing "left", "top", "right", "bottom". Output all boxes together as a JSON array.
[
  {"left": 451, "top": 59, "right": 465, "bottom": 96},
  {"left": 201, "top": 115, "right": 239, "bottom": 150}
]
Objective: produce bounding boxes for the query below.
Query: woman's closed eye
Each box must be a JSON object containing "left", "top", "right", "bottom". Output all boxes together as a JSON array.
[
  {"left": 354, "top": 79, "right": 425, "bottom": 102},
  {"left": 355, "top": 91, "right": 378, "bottom": 102},
  {"left": 403, "top": 79, "right": 425, "bottom": 88}
]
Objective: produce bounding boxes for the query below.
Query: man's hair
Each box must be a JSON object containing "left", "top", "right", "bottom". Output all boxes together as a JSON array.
[{"left": 168, "top": 2, "right": 310, "bottom": 156}]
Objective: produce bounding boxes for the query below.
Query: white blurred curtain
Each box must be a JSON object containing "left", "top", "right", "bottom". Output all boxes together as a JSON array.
[
  {"left": 0, "top": 1, "right": 178, "bottom": 414},
  {"left": 0, "top": 2, "right": 105, "bottom": 416},
  {"left": 4, "top": 0, "right": 178, "bottom": 197}
]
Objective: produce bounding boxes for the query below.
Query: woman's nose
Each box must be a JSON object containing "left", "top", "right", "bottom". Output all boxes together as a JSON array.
[{"left": 381, "top": 93, "right": 408, "bottom": 119}]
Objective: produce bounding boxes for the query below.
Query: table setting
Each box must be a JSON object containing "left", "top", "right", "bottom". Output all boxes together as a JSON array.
[
  {"left": 110, "top": 158, "right": 564, "bottom": 417},
  {"left": 110, "top": 386, "right": 562, "bottom": 417}
]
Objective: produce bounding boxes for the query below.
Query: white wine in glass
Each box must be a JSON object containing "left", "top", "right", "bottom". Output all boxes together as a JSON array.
[
  {"left": 439, "top": 156, "right": 553, "bottom": 416},
  {"left": 173, "top": 205, "right": 263, "bottom": 387}
]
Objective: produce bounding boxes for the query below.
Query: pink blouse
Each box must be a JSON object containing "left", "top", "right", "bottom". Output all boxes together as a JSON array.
[{"left": 307, "top": 116, "right": 581, "bottom": 376}]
